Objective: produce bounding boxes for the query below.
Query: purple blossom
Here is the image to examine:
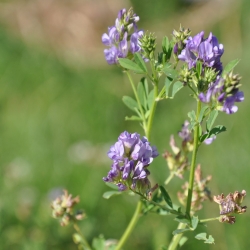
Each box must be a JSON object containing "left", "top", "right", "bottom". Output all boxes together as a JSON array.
[
  {"left": 103, "top": 131, "right": 158, "bottom": 193},
  {"left": 102, "top": 8, "right": 145, "bottom": 65},
  {"left": 178, "top": 120, "right": 192, "bottom": 142},
  {"left": 178, "top": 31, "right": 224, "bottom": 73},
  {"left": 199, "top": 76, "right": 244, "bottom": 114}
]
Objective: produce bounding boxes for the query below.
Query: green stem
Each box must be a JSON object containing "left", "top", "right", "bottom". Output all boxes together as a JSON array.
[
  {"left": 115, "top": 200, "right": 143, "bottom": 250},
  {"left": 168, "top": 223, "right": 186, "bottom": 250},
  {"left": 200, "top": 217, "right": 220, "bottom": 223},
  {"left": 146, "top": 83, "right": 158, "bottom": 139},
  {"left": 126, "top": 71, "right": 147, "bottom": 133},
  {"left": 164, "top": 172, "right": 175, "bottom": 186},
  {"left": 185, "top": 100, "right": 201, "bottom": 216},
  {"left": 73, "top": 223, "right": 92, "bottom": 250}
]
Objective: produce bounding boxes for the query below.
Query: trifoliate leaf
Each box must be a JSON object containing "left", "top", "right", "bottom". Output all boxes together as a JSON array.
[
  {"left": 172, "top": 81, "right": 184, "bottom": 97},
  {"left": 195, "top": 232, "right": 215, "bottom": 244}
]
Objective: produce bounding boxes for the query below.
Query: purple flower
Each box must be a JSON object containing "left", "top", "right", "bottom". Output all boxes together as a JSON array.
[
  {"left": 199, "top": 74, "right": 244, "bottom": 115},
  {"left": 178, "top": 31, "right": 224, "bottom": 73},
  {"left": 103, "top": 131, "right": 158, "bottom": 193},
  {"left": 178, "top": 120, "right": 192, "bottom": 142},
  {"left": 102, "top": 8, "right": 145, "bottom": 65}
]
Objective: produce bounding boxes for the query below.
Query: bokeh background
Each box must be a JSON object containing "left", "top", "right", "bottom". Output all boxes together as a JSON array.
[{"left": 1, "top": 0, "right": 249, "bottom": 249}]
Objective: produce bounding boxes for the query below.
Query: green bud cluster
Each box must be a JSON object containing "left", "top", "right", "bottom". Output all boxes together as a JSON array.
[
  {"left": 223, "top": 71, "right": 242, "bottom": 96},
  {"left": 179, "top": 65, "right": 195, "bottom": 85},
  {"left": 139, "top": 32, "right": 156, "bottom": 59}
]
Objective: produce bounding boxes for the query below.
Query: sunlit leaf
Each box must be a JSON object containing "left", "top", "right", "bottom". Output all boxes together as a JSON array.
[
  {"left": 134, "top": 52, "right": 147, "bottom": 73},
  {"left": 206, "top": 110, "right": 218, "bottom": 131},
  {"left": 103, "top": 191, "right": 121, "bottom": 199},
  {"left": 122, "top": 96, "right": 138, "bottom": 111},
  {"left": 118, "top": 58, "right": 145, "bottom": 73},
  {"left": 222, "top": 59, "right": 240, "bottom": 77},
  {"left": 172, "top": 81, "right": 183, "bottom": 97}
]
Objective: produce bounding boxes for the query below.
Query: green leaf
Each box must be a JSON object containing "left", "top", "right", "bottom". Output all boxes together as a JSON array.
[
  {"left": 195, "top": 233, "right": 215, "bottom": 244},
  {"left": 222, "top": 59, "right": 240, "bottom": 77},
  {"left": 196, "top": 61, "right": 202, "bottom": 76},
  {"left": 173, "top": 228, "right": 190, "bottom": 235},
  {"left": 172, "top": 81, "right": 184, "bottom": 97},
  {"left": 118, "top": 58, "right": 145, "bottom": 73},
  {"left": 208, "top": 125, "right": 226, "bottom": 137},
  {"left": 122, "top": 96, "right": 138, "bottom": 111},
  {"left": 105, "top": 182, "right": 119, "bottom": 190},
  {"left": 198, "top": 105, "right": 209, "bottom": 123},
  {"left": 162, "top": 36, "right": 170, "bottom": 54},
  {"left": 165, "top": 77, "right": 173, "bottom": 98},
  {"left": 199, "top": 133, "right": 209, "bottom": 143},
  {"left": 206, "top": 110, "right": 218, "bottom": 131},
  {"left": 159, "top": 185, "right": 173, "bottom": 208},
  {"left": 205, "top": 235, "right": 215, "bottom": 244},
  {"left": 147, "top": 90, "right": 154, "bottom": 109},
  {"left": 179, "top": 236, "right": 188, "bottom": 247},
  {"left": 103, "top": 191, "right": 121, "bottom": 199},
  {"left": 175, "top": 215, "right": 190, "bottom": 224},
  {"left": 163, "top": 66, "right": 178, "bottom": 79},
  {"left": 125, "top": 116, "right": 143, "bottom": 121},
  {"left": 92, "top": 235, "right": 105, "bottom": 250},
  {"left": 191, "top": 216, "right": 199, "bottom": 230},
  {"left": 134, "top": 52, "right": 147, "bottom": 73}
]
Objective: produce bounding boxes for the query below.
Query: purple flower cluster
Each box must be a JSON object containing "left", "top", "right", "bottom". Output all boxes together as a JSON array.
[
  {"left": 103, "top": 131, "right": 158, "bottom": 192},
  {"left": 102, "top": 8, "right": 144, "bottom": 64},
  {"left": 178, "top": 31, "right": 224, "bottom": 73},
  {"left": 199, "top": 77, "right": 244, "bottom": 114}
]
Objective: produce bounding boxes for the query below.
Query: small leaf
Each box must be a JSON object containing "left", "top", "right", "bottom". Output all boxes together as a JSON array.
[
  {"left": 159, "top": 185, "right": 173, "bottom": 208},
  {"left": 125, "top": 116, "right": 143, "bottom": 121},
  {"left": 208, "top": 125, "right": 226, "bottom": 137},
  {"left": 163, "top": 66, "right": 178, "bottom": 79},
  {"left": 173, "top": 228, "right": 190, "bottom": 235},
  {"left": 191, "top": 216, "right": 199, "bottom": 230},
  {"left": 147, "top": 90, "right": 154, "bottom": 109},
  {"left": 165, "top": 77, "right": 173, "bottom": 98},
  {"left": 122, "top": 96, "right": 138, "bottom": 111},
  {"left": 195, "top": 233, "right": 207, "bottom": 241},
  {"left": 175, "top": 215, "right": 190, "bottom": 224},
  {"left": 195, "top": 233, "right": 215, "bottom": 244},
  {"left": 222, "top": 59, "right": 240, "bottom": 77},
  {"left": 179, "top": 236, "right": 188, "bottom": 247},
  {"left": 196, "top": 61, "right": 202, "bottom": 76},
  {"left": 172, "top": 81, "right": 184, "bottom": 97},
  {"left": 92, "top": 235, "right": 105, "bottom": 250},
  {"left": 134, "top": 52, "right": 147, "bottom": 73},
  {"left": 206, "top": 110, "right": 218, "bottom": 131},
  {"left": 105, "top": 182, "right": 119, "bottom": 190},
  {"left": 103, "top": 191, "right": 121, "bottom": 199},
  {"left": 199, "top": 133, "right": 209, "bottom": 143},
  {"left": 162, "top": 36, "right": 169, "bottom": 54},
  {"left": 118, "top": 58, "right": 145, "bottom": 73},
  {"left": 198, "top": 105, "right": 209, "bottom": 123},
  {"left": 205, "top": 235, "right": 215, "bottom": 244}
]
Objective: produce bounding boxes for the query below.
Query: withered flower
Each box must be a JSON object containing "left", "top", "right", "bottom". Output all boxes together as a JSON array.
[{"left": 214, "top": 190, "right": 247, "bottom": 224}]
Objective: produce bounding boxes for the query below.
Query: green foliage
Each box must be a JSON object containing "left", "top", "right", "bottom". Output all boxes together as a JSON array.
[{"left": 195, "top": 233, "right": 215, "bottom": 244}]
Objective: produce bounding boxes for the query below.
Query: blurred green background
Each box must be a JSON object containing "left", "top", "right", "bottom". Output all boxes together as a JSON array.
[{"left": 1, "top": 0, "right": 249, "bottom": 249}]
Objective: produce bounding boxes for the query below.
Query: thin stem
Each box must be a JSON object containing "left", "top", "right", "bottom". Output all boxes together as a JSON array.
[
  {"left": 73, "top": 223, "right": 92, "bottom": 250},
  {"left": 168, "top": 223, "right": 186, "bottom": 250},
  {"left": 115, "top": 200, "right": 143, "bottom": 250},
  {"left": 126, "top": 71, "right": 147, "bottom": 133},
  {"left": 185, "top": 100, "right": 201, "bottom": 216},
  {"left": 164, "top": 172, "right": 175, "bottom": 186},
  {"left": 146, "top": 83, "right": 158, "bottom": 139},
  {"left": 200, "top": 217, "right": 220, "bottom": 223}
]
